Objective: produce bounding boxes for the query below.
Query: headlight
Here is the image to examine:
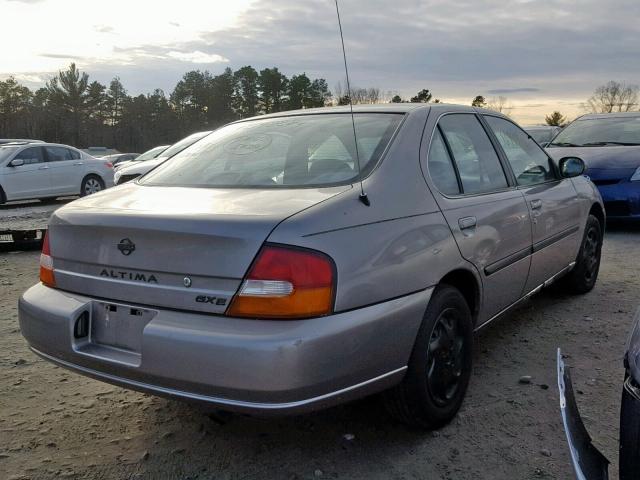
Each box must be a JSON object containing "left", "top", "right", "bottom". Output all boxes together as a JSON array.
[
  {"left": 114, "top": 170, "right": 122, "bottom": 184},
  {"left": 631, "top": 166, "right": 640, "bottom": 182}
]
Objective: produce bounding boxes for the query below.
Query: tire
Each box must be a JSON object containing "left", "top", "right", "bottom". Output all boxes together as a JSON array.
[
  {"left": 81, "top": 175, "right": 105, "bottom": 197},
  {"left": 383, "top": 284, "right": 473, "bottom": 430},
  {"left": 0, "top": 186, "right": 5, "bottom": 205},
  {"left": 620, "top": 377, "right": 640, "bottom": 479},
  {"left": 557, "top": 214, "right": 603, "bottom": 294}
]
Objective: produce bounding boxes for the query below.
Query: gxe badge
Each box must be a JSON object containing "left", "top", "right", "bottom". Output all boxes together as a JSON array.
[{"left": 117, "top": 238, "right": 136, "bottom": 256}]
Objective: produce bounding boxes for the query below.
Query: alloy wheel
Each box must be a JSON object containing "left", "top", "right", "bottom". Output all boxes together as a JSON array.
[
  {"left": 426, "top": 307, "right": 465, "bottom": 407},
  {"left": 84, "top": 178, "right": 102, "bottom": 195}
]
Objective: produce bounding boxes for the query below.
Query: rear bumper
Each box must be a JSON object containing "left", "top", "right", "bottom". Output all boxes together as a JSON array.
[{"left": 19, "top": 283, "right": 431, "bottom": 414}]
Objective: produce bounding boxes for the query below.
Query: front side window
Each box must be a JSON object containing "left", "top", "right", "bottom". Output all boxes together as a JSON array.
[
  {"left": 485, "top": 116, "right": 556, "bottom": 186},
  {"left": 438, "top": 114, "right": 508, "bottom": 195},
  {"left": 141, "top": 114, "right": 403, "bottom": 188},
  {"left": 14, "top": 147, "right": 43, "bottom": 164}
]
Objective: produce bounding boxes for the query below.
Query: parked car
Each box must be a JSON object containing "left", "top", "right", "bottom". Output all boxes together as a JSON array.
[
  {"left": 558, "top": 308, "right": 640, "bottom": 479},
  {"left": 0, "top": 142, "right": 114, "bottom": 203},
  {"left": 114, "top": 131, "right": 212, "bottom": 185},
  {"left": 547, "top": 112, "right": 640, "bottom": 220},
  {"left": 114, "top": 145, "right": 169, "bottom": 171},
  {"left": 102, "top": 153, "right": 140, "bottom": 167},
  {"left": 525, "top": 125, "right": 561, "bottom": 146},
  {"left": 0, "top": 139, "right": 43, "bottom": 145},
  {"left": 19, "top": 104, "right": 603, "bottom": 428}
]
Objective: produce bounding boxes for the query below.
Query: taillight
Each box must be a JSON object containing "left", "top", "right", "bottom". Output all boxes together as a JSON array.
[
  {"left": 227, "top": 245, "right": 335, "bottom": 319},
  {"left": 39, "top": 230, "right": 56, "bottom": 287},
  {"left": 104, "top": 162, "right": 113, "bottom": 169}
]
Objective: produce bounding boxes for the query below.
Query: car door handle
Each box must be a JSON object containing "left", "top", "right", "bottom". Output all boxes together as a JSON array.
[
  {"left": 530, "top": 199, "right": 543, "bottom": 210},
  {"left": 38, "top": 165, "right": 49, "bottom": 170},
  {"left": 458, "top": 216, "right": 477, "bottom": 230},
  {"left": 73, "top": 161, "right": 84, "bottom": 166}
]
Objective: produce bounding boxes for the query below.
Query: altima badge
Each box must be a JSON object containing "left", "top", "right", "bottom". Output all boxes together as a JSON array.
[
  {"left": 117, "top": 238, "right": 135, "bottom": 256},
  {"left": 183, "top": 277, "right": 192, "bottom": 288}
]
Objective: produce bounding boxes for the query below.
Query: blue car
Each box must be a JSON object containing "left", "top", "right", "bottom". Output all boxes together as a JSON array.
[{"left": 547, "top": 112, "right": 640, "bottom": 220}]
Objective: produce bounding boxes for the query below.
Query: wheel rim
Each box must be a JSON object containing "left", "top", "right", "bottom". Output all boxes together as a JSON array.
[
  {"left": 583, "top": 226, "right": 601, "bottom": 282},
  {"left": 426, "top": 307, "right": 465, "bottom": 407},
  {"left": 85, "top": 178, "right": 102, "bottom": 195}
]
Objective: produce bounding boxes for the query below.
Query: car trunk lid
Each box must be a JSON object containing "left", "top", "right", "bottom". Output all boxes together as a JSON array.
[{"left": 48, "top": 183, "right": 350, "bottom": 314}]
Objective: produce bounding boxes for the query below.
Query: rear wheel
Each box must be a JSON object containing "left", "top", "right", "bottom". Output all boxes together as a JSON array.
[
  {"left": 81, "top": 175, "right": 105, "bottom": 197},
  {"left": 384, "top": 285, "right": 473, "bottom": 430},
  {"left": 558, "top": 214, "right": 602, "bottom": 294},
  {"left": 0, "top": 186, "right": 5, "bottom": 205}
]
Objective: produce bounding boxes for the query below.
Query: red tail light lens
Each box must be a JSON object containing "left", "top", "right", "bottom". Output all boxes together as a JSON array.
[
  {"left": 39, "top": 230, "right": 56, "bottom": 287},
  {"left": 227, "top": 245, "right": 335, "bottom": 319},
  {"left": 104, "top": 162, "right": 113, "bottom": 169}
]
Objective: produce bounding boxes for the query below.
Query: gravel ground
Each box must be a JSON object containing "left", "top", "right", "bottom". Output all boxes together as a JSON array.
[
  {"left": 0, "top": 199, "right": 73, "bottom": 231},
  {"left": 1, "top": 222, "right": 638, "bottom": 480}
]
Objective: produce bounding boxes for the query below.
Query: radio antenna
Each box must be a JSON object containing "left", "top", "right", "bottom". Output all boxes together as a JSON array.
[{"left": 334, "top": 0, "right": 369, "bottom": 206}]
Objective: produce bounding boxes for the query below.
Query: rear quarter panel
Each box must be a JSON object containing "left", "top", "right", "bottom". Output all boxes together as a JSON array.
[{"left": 268, "top": 107, "right": 475, "bottom": 312}]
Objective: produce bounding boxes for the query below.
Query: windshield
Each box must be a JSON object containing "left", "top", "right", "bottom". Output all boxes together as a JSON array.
[
  {"left": 141, "top": 113, "right": 403, "bottom": 188},
  {"left": 550, "top": 116, "right": 640, "bottom": 147},
  {"left": 158, "top": 131, "right": 211, "bottom": 159},
  {"left": 527, "top": 128, "right": 554, "bottom": 143},
  {"left": 0, "top": 146, "right": 19, "bottom": 164},
  {"left": 136, "top": 145, "right": 169, "bottom": 161}
]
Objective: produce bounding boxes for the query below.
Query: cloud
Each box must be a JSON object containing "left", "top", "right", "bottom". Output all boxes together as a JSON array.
[
  {"left": 166, "top": 51, "right": 229, "bottom": 64},
  {"left": 94, "top": 24, "right": 114, "bottom": 34},
  {"left": 487, "top": 88, "right": 541, "bottom": 95},
  {"left": 38, "top": 53, "right": 84, "bottom": 60}
]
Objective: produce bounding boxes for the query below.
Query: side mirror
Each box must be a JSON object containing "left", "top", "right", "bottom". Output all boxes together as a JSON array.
[
  {"left": 559, "top": 157, "right": 585, "bottom": 178},
  {"left": 9, "top": 158, "right": 24, "bottom": 167}
]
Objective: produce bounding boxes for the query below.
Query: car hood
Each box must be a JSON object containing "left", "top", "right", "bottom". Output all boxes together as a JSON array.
[{"left": 547, "top": 145, "right": 640, "bottom": 170}]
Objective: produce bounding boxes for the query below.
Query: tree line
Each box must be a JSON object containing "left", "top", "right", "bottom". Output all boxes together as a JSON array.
[{"left": 1, "top": 62, "right": 637, "bottom": 151}]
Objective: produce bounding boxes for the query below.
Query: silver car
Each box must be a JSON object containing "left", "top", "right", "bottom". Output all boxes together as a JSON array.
[{"left": 19, "top": 104, "right": 604, "bottom": 428}]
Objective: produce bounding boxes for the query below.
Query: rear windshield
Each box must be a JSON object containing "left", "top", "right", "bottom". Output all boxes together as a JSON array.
[
  {"left": 140, "top": 113, "right": 403, "bottom": 188},
  {"left": 550, "top": 116, "right": 640, "bottom": 147}
]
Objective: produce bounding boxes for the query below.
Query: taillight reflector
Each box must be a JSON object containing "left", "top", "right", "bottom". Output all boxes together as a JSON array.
[
  {"left": 227, "top": 245, "right": 335, "bottom": 319},
  {"left": 39, "top": 230, "right": 56, "bottom": 287}
]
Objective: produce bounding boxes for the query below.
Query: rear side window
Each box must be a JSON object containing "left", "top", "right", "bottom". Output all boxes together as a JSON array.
[
  {"left": 485, "top": 116, "right": 556, "bottom": 186},
  {"left": 427, "top": 129, "right": 460, "bottom": 195},
  {"left": 438, "top": 114, "right": 508, "bottom": 195},
  {"left": 141, "top": 114, "right": 403, "bottom": 188},
  {"left": 44, "top": 146, "right": 74, "bottom": 161},
  {"left": 14, "top": 147, "right": 43, "bottom": 164}
]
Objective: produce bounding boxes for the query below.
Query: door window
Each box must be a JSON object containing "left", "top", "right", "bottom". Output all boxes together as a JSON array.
[
  {"left": 438, "top": 114, "right": 509, "bottom": 195},
  {"left": 427, "top": 129, "right": 460, "bottom": 195},
  {"left": 68, "top": 149, "right": 81, "bottom": 160},
  {"left": 14, "top": 147, "right": 43, "bottom": 164},
  {"left": 44, "top": 146, "right": 74, "bottom": 162},
  {"left": 485, "top": 116, "right": 557, "bottom": 186}
]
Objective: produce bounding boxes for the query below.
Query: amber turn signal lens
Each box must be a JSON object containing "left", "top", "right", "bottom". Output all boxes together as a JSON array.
[
  {"left": 39, "top": 230, "right": 56, "bottom": 288},
  {"left": 227, "top": 245, "right": 335, "bottom": 319}
]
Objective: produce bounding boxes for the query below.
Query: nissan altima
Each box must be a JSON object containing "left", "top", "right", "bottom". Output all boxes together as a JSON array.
[{"left": 19, "top": 104, "right": 604, "bottom": 428}]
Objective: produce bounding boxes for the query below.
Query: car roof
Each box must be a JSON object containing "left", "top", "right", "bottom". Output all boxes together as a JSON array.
[{"left": 232, "top": 103, "right": 501, "bottom": 123}]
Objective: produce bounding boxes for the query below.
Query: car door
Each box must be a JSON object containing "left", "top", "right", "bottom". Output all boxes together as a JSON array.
[
  {"left": 424, "top": 113, "right": 533, "bottom": 325},
  {"left": 483, "top": 115, "right": 582, "bottom": 292},
  {"left": 2, "top": 146, "right": 50, "bottom": 200},
  {"left": 44, "top": 146, "right": 84, "bottom": 195}
]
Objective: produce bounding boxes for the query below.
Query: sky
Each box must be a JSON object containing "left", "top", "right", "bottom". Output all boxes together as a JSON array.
[{"left": 2, "top": 0, "right": 640, "bottom": 124}]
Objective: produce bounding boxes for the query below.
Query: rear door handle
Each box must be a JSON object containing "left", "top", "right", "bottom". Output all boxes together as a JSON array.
[
  {"left": 73, "top": 161, "right": 84, "bottom": 166},
  {"left": 530, "top": 199, "right": 543, "bottom": 210},
  {"left": 38, "top": 165, "right": 49, "bottom": 170},
  {"left": 458, "top": 216, "right": 477, "bottom": 230}
]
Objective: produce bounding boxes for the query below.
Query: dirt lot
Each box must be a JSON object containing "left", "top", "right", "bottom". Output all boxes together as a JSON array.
[{"left": 1, "top": 206, "right": 638, "bottom": 479}]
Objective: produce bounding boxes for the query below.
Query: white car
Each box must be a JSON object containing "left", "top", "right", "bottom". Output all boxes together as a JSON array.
[
  {"left": 0, "top": 142, "right": 114, "bottom": 203},
  {"left": 114, "top": 132, "right": 212, "bottom": 185}
]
